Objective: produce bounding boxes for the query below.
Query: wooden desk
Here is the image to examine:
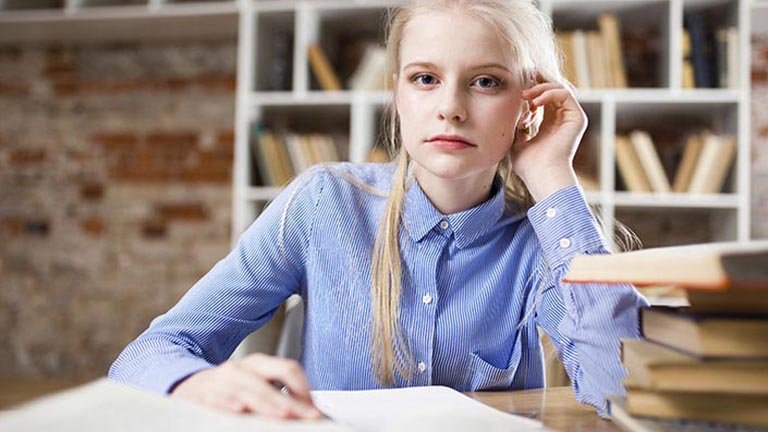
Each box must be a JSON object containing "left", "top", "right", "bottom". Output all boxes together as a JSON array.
[{"left": 467, "top": 386, "right": 620, "bottom": 431}]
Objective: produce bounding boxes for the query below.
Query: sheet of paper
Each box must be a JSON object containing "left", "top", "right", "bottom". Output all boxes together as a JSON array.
[
  {"left": 312, "top": 385, "right": 549, "bottom": 432},
  {"left": 0, "top": 378, "right": 350, "bottom": 432}
]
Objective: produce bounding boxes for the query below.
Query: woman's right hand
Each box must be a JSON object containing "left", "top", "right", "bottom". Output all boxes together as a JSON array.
[{"left": 170, "top": 353, "right": 325, "bottom": 420}]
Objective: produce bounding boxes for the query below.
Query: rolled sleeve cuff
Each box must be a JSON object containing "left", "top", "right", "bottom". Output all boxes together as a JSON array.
[
  {"left": 137, "top": 356, "right": 214, "bottom": 394},
  {"left": 527, "top": 184, "right": 607, "bottom": 270}
]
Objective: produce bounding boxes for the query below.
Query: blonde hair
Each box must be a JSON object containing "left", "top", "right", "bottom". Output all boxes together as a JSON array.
[{"left": 369, "top": 0, "right": 638, "bottom": 386}]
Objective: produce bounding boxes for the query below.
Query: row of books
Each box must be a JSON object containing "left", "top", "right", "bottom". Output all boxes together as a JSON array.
[
  {"left": 565, "top": 241, "right": 768, "bottom": 430},
  {"left": 308, "top": 41, "right": 387, "bottom": 91},
  {"left": 252, "top": 129, "right": 342, "bottom": 186},
  {"left": 556, "top": 13, "right": 628, "bottom": 89},
  {"left": 251, "top": 128, "right": 393, "bottom": 187},
  {"left": 616, "top": 130, "right": 736, "bottom": 194},
  {"left": 684, "top": 10, "right": 740, "bottom": 89}
]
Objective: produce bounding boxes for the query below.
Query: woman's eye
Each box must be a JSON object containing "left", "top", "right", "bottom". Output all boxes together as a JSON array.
[
  {"left": 475, "top": 76, "right": 502, "bottom": 89},
  {"left": 412, "top": 74, "right": 437, "bottom": 86}
]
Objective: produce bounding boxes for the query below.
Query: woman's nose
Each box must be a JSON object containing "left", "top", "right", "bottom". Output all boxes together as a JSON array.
[{"left": 436, "top": 86, "right": 467, "bottom": 123}]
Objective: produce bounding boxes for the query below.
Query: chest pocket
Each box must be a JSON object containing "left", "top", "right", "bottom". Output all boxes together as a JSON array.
[{"left": 464, "top": 331, "right": 524, "bottom": 391}]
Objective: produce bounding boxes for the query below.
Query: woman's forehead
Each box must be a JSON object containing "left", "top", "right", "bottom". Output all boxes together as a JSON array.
[{"left": 399, "top": 10, "right": 516, "bottom": 71}]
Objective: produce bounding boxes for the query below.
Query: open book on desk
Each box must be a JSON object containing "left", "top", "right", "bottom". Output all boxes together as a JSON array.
[{"left": 0, "top": 378, "right": 548, "bottom": 432}]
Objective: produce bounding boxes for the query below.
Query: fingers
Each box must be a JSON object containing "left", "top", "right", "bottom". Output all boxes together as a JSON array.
[
  {"left": 229, "top": 358, "right": 323, "bottom": 420},
  {"left": 522, "top": 81, "right": 581, "bottom": 113},
  {"left": 239, "top": 354, "right": 314, "bottom": 405},
  {"left": 170, "top": 356, "right": 324, "bottom": 421}
]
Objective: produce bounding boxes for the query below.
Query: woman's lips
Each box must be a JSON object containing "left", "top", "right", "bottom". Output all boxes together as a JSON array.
[{"left": 428, "top": 139, "right": 475, "bottom": 150}]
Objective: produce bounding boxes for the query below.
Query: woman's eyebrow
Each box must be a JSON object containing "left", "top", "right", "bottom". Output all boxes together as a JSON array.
[{"left": 402, "top": 61, "right": 512, "bottom": 73}]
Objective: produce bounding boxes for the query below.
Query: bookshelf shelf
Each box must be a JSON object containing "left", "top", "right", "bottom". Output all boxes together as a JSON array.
[
  {"left": 0, "top": 0, "right": 238, "bottom": 42},
  {"left": 612, "top": 191, "right": 740, "bottom": 208}
]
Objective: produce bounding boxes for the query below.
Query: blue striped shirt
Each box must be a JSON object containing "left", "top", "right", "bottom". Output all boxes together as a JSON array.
[{"left": 108, "top": 161, "right": 648, "bottom": 417}]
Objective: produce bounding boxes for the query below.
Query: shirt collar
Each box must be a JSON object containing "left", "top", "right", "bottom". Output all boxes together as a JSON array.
[{"left": 402, "top": 166, "right": 509, "bottom": 249}]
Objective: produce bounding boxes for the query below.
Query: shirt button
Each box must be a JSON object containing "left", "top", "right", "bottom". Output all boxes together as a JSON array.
[
  {"left": 422, "top": 294, "right": 432, "bottom": 304},
  {"left": 417, "top": 361, "right": 427, "bottom": 373},
  {"left": 546, "top": 207, "right": 557, "bottom": 218},
  {"left": 559, "top": 237, "right": 571, "bottom": 248},
  {"left": 439, "top": 220, "right": 449, "bottom": 230}
]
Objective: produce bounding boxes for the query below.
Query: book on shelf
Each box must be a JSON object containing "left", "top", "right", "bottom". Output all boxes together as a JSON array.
[
  {"left": 615, "top": 134, "right": 653, "bottom": 193},
  {"left": 671, "top": 133, "right": 704, "bottom": 192},
  {"left": 598, "top": 13, "right": 628, "bottom": 88},
  {"left": 347, "top": 43, "right": 387, "bottom": 91},
  {"left": 564, "top": 241, "right": 768, "bottom": 289},
  {"left": 686, "top": 132, "right": 736, "bottom": 194},
  {"left": 571, "top": 30, "right": 591, "bottom": 88},
  {"left": 252, "top": 128, "right": 295, "bottom": 187},
  {"left": 308, "top": 43, "right": 342, "bottom": 91},
  {"left": 682, "top": 29, "right": 696, "bottom": 89},
  {"left": 555, "top": 32, "right": 577, "bottom": 86},
  {"left": 684, "top": 10, "right": 738, "bottom": 89},
  {"left": 628, "top": 130, "right": 671, "bottom": 193},
  {"left": 587, "top": 30, "right": 610, "bottom": 88}
]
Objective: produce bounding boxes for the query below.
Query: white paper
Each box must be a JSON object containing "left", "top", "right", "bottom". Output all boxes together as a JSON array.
[
  {"left": 0, "top": 379, "right": 350, "bottom": 432},
  {"left": 312, "top": 385, "right": 548, "bottom": 432}
]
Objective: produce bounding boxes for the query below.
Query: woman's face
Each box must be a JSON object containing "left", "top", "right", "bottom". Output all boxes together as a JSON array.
[{"left": 395, "top": 10, "right": 527, "bottom": 181}]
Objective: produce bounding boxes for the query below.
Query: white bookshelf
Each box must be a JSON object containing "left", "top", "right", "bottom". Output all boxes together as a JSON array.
[{"left": 234, "top": 0, "right": 752, "bottom": 255}]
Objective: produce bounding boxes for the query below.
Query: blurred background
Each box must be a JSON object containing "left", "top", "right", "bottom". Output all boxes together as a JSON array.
[{"left": 1, "top": 0, "right": 767, "bottom": 406}]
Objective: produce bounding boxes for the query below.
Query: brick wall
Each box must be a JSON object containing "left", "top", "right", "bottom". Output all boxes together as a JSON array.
[{"left": 0, "top": 40, "right": 237, "bottom": 378}]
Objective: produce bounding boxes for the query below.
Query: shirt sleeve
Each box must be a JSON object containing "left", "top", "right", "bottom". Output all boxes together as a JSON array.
[
  {"left": 527, "top": 183, "right": 649, "bottom": 418},
  {"left": 107, "top": 166, "right": 327, "bottom": 394}
]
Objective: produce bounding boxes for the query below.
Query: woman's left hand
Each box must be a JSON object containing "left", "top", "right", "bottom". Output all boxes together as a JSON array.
[{"left": 511, "top": 76, "right": 588, "bottom": 202}]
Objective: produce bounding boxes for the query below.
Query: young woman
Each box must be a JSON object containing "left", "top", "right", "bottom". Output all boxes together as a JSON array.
[{"left": 109, "top": 0, "right": 647, "bottom": 421}]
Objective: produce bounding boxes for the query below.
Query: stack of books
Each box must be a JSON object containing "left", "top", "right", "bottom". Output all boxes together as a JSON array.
[{"left": 564, "top": 241, "right": 768, "bottom": 431}]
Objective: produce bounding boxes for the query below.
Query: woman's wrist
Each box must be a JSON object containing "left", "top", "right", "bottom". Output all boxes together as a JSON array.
[{"left": 521, "top": 165, "right": 578, "bottom": 203}]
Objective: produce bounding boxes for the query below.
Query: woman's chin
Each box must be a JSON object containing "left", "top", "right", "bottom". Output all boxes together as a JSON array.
[{"left": 412, "top": 157, "right": 480, "bottom": 181}]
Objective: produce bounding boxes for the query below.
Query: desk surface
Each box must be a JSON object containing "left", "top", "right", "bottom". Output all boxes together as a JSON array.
[
  {"left": 2, "top": 378, "right": 618, "bottom": 431},
  {"left": 467, "top": 387, "right": 620, "bottom": 432}
]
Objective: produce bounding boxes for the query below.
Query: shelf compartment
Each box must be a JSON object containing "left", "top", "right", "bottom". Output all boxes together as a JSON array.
[
  {"left": 550, "top": 0, "right": 670, "bottom": 88},
  {"left": 249, "top": 104, "right": 351, "bottom": 187},
  {"left": 682, "top": 0, "right": 741, "bottom": 89},
  {"left": 615, "top": 100, "right": 738, "bottom": 194},
  {"left": 614, "top": 206, "right": 737, "bottom": 248},
  {"left": 254, "top": 9, "right": 295, "bottom": 91},
  {"left": 313, "top": 5, "right": 388, "bottom": 91}
]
